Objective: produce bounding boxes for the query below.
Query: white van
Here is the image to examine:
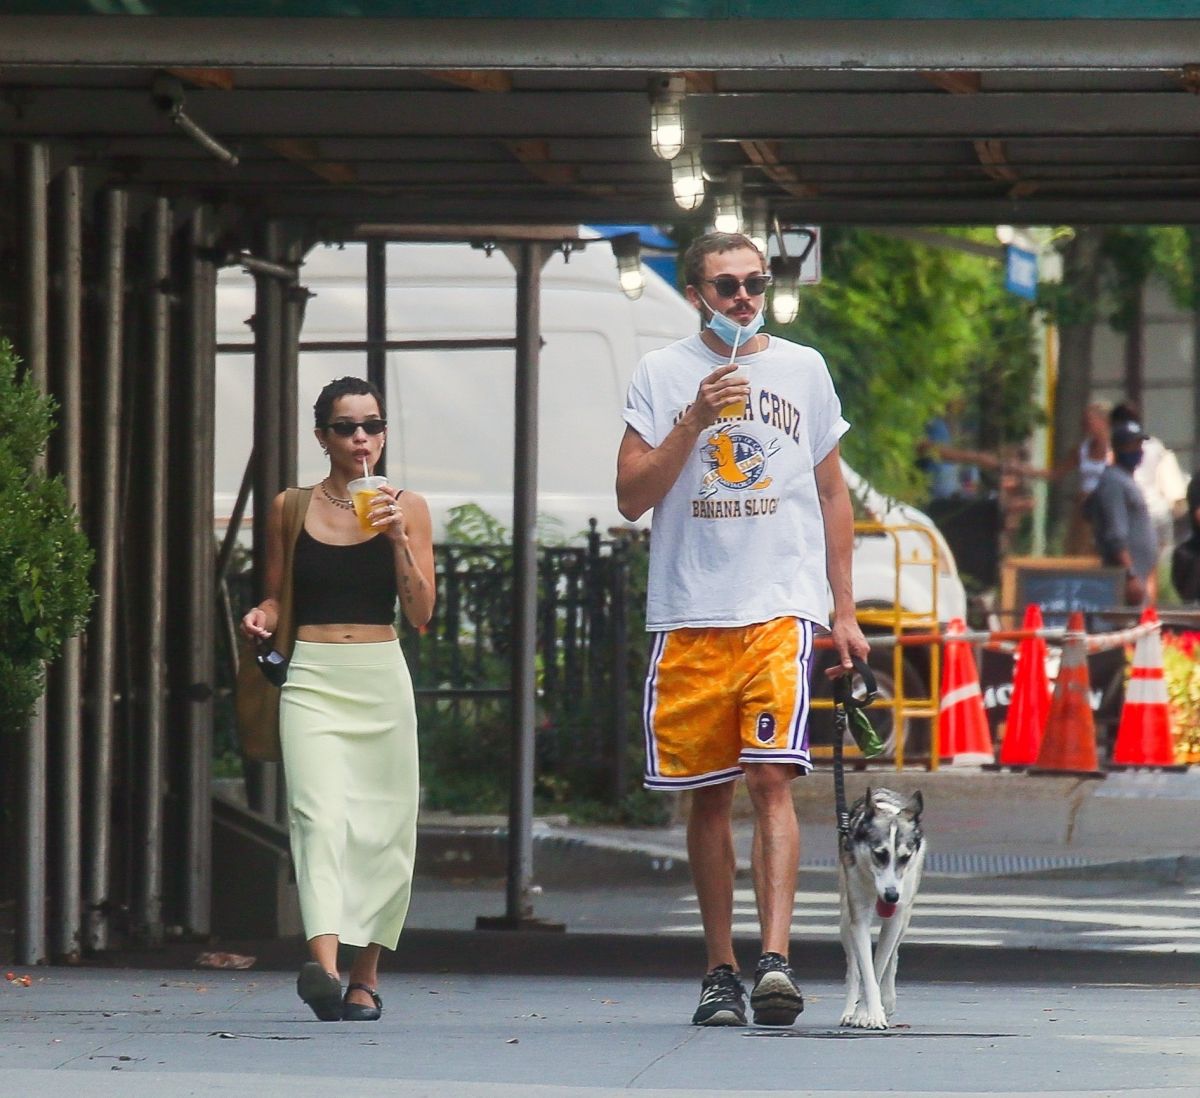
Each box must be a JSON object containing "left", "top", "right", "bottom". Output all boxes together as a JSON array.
[
  {"left": 215, "top": 238, "right": 966, "bottom": 628},
  {"left": 215, "top": 237, "right": 688, "bottom": 540}
]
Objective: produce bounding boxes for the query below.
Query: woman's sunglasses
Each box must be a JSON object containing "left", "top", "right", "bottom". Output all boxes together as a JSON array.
[
  {"left": 703, "top": 273, "right": 773, "bottom": 298},
  {"left": 323, "top": 419, "right": 387, "bottom": 437}
]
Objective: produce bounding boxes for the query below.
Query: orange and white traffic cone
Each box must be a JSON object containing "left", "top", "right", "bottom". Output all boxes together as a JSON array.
[
  {"left": 1031, "top": 611, "right": 1103, "bottom": 777},
  {"left": 999, "top": 604, "right": 1051, "bottom": 768},
  {"left": 940, "top": 618, "right": 995, "bottom": 766},
  {"left": 1110, "top": 606, "right": 1177, "bottom": 768}
]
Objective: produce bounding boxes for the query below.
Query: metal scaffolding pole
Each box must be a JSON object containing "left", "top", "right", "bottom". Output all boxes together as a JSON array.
[
  {"left": 478, "top": 241, "right": 559, "bottom": 932},
  {"left": 366, "top": 239, "right": 387, "bottom": 478},
  {"left": 248, "top": 219, "right": 286, "bottom": 816},
  {"left": 281, "top": 236, "right": 304, "bottom": 490},
  {"left": 85, "top": 187, "right": 127, "bottom": 954},
  {"left": 51, "top": 163, "right": 85, "bottom": 960},
  {"left": 181, "top": 205, "right": 216, "bottom": 936},
  {"left": 139, "top": 196, "right": 171, "bottom": 944},
  {"left": 274, "top": 235, "right": 305, "bottom": 822},
  {"left": 16, "top": 141, "right": 49, "bottom": 965}
]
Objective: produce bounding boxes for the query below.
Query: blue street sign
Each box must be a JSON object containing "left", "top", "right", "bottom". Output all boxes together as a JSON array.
[{"left": 1005, "top": 245, "right": 1038, "bottom": 300}]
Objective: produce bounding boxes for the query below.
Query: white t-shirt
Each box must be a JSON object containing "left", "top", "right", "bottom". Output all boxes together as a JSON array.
[{"left": 623, "top": 333, "right": 849, "bottom": 631}]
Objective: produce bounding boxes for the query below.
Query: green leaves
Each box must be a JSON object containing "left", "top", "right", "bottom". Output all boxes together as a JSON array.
[
  {"left": 767, "top": 228, "right": 1039, "bottom": 501},
  {"left": 0, "top": 336, "right": 95, "bottom": 729}
]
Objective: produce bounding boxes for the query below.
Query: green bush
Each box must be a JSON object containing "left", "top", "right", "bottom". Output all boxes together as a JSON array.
[{"left": 0, "top": 337, "right": 94, "bottom": 726}]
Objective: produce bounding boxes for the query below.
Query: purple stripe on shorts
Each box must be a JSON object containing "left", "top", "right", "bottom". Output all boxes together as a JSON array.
[
  {"left": 644, "top": 766, "right": 745, "bottom": 791},
  {"left": 788, "top": 619, "right": 814, "bottom": 754},
  {"left": 642, "top": 631, "right": 668, "bottom": 779}
]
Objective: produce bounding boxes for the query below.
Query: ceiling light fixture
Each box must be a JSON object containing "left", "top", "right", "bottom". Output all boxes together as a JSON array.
[
  {"left": 611, "top": 232, "right": 645, "bottom": 300},
  {"left": 769, "top": 221, "right": 818, "bottom": 325},
  {"left": 671, "top": 144, "right": 706, "bottom": 211},
  {"left": 745, "top": 197, "right": 769, "bottom": 257},
  {"left": 769, "top": 256, "right": 801, "bottom": 324},
  {"left": 649, "top": 74, "right": 687, "bottom": 160},
  {"left": 712, "top": 172, "right": 743, "bottom": 234}
]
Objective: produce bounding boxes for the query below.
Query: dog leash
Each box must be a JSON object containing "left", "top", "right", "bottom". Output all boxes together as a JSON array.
[{"left": 832, "top": 656, "right": 879, "bottom": 844}]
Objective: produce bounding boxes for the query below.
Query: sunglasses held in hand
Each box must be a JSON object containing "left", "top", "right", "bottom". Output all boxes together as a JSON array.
[
  {"left": 323, "top": 419, "right": 388, "bottom": 437},
  {"left": 702, "top": 274, "right": 773, "bottom": 298}
]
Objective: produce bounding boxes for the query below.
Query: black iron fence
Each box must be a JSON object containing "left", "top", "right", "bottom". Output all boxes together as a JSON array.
[
  {"left": 220, "top": 526, "right": 648, "bottom": 810},
  {"left": 400, "top": 526, "right": 641, "bottom": 809}
]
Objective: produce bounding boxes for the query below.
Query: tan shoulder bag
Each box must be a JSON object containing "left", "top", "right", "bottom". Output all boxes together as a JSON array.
[{"left": 234, "top": 486, "right": 312, "bottom": 762}]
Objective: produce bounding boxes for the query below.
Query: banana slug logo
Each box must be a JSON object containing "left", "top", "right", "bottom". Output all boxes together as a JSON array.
[{"left": 700, "top": 429, "right": 778, "bottom": 497}]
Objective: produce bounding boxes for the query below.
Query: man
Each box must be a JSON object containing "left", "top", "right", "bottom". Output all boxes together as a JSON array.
[
  {"left": 1170, "top": 472, "right": 1200, "bottom": 603},
  {"left": 1088, "top": 417, "right": 1157, "bottom": 605},
  {"left": 615, "top": 232, "right": 869, "bottom": 1027},
  {"left": 1110, "top": 402, "right": 1187, "bottom": 558}
]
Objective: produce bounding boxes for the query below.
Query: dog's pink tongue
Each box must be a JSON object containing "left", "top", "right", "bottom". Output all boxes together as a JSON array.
[{"left": 876, "top": 899, "right": 898, "bottom": 919}]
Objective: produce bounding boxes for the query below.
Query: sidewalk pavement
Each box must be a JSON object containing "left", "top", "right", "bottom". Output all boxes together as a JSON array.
[
  {"left": 6, "top": 768, "right": 1200, "bottom": 1096},
  {"left": 4, "top": 965, "right": 1198, "bottom": 1097}
]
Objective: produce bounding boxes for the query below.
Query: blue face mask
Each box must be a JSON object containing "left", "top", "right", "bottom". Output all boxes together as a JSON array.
[
  {"left": 700, "top": 297, "right": 765, "bottom": 350},
  {"left": 1116, "top": 449, "right": 1144, "bottom": 472}
]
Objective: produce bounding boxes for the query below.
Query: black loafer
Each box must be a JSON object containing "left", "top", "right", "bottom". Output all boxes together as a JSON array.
[
  {"left": 342, "top": 982, "right": 383, "bottom": 1022},
  {"left": 297, "top": 962, "right": 343, "bottom": 1021}
]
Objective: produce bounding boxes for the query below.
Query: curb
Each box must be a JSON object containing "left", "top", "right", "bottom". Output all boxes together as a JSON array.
[
  {"left": 417, "top": 825, "right": 693, "bottom": 885},
  {"left": 416, "top": 824, "right": 1199, "bottom": 885},
  {"left": 75, "top": 928, "right": 1198, "bottom": 987}
]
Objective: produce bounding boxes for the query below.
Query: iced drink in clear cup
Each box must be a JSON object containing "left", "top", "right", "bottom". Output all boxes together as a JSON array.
[
  {"left": 347, "top": 474, "right": 388, "bottom": 533},
  {"left": 721, "top": 370, "right": 748, "bottom": 420}
]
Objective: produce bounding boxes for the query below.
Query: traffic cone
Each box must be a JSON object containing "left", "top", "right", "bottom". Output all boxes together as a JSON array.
[
  {"left": 1110, "top": 606, "right": 1177, "bottom": 768},
  {"left": 940, "top": 618, "right": 995, "bottom": 765},
  {"left": 1031, "top": 611, "right": 1102, "bottom": 777},
  {"left": 998, "top": 604, "right": 1051, "bottom": 768}
]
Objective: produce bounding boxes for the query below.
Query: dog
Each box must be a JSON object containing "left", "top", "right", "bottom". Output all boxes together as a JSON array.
[{"left": 837, "top": 787, "right": 925, "bottom": 1030}]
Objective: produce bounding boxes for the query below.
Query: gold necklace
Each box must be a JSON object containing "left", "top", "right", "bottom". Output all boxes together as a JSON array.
[{"left": 320, "top": 479, "right": 354, "bottom": 511}]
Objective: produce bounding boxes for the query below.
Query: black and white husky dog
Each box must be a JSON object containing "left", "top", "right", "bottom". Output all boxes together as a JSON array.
[{"left": 837, "top": 787, "right": 926, "bottom": 1030}]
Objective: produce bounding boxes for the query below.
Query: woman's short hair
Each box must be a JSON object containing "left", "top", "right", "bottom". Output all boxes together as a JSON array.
[
  {"left": 681, "top": 232, "right": 766, "bottom": 289},
  {"left": 313, "top": 376, "right": 386, "bottom": 428}
]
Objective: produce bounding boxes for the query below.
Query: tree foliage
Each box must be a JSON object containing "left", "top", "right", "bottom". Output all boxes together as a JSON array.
[
  {"left": 766, "top": 228, "right": 1040, "bottom": 500},
  {"left": 0, "top": 336, "right": 95, "bottom": 727}
]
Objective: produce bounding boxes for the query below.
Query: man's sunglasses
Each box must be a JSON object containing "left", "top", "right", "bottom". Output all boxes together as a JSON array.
[
  {"left": 323, "top": 419, "right": 387, "bottom": 437},
  {"left": 703, "top": 273, "right": 773, "bottom": 298}
]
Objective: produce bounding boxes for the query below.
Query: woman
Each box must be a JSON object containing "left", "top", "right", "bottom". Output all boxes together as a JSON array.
[
  {"left": 1065, "top": 401, "right": 1111, "bottom": 555},
  {"left": 241, "top": 376, "right": 435, "bottom": 1021}
]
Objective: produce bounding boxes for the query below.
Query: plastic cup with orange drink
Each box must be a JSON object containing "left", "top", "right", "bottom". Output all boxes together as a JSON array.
[{"left": 347, "top": 474, "right": 389, "bottom": 533}]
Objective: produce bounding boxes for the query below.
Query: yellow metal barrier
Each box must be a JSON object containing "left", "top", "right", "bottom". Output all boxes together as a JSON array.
[{"left": 810, "top": 520, "right": 944, "bottom": 771}]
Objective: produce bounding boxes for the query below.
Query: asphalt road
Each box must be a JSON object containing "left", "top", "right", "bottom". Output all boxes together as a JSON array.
[{"left": 3, "top": 967, "right": 1199, "bottom": 1097}]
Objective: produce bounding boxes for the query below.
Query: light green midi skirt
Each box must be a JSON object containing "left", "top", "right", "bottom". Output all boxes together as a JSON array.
[{"left": 280, "top": 639, "right": 418, "bottom": 949}]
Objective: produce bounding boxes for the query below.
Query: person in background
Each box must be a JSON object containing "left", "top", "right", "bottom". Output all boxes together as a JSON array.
[
  {"left": 1068, "top": 401, "right": 1113, "bottom": 554},
  {"left": 917, "top": 414, "right": 981, "bottom": 501},
  {"left": 1087, "top": 417, "right": 1157, "bottom": 606},
  {"left": 1009, "top": 400, "right": 1110, "bottom": 556},
  {"left": 1110, "top": 402, "right": 1188, "bottom": 562},
  {"left": 1170, "top": 473, "right": 1200, "bottom": 603}
]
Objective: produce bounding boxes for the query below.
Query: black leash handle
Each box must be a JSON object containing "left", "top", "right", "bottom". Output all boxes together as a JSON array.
[{"left": 832, "top": 656, "right": 878, "bottom": 840}]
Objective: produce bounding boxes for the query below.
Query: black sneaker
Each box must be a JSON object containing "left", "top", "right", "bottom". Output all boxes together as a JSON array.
[
  {"left": 750, "top": 952, "right": 804, "bottom": 1026},
  {"left": 690, "top": 963, "right": 747, "bottom": 1026}
]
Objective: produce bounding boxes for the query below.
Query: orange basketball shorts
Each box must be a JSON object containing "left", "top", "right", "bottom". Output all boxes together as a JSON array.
[{"left": 641, "top": 616, "right": 816, "bottom": 790}]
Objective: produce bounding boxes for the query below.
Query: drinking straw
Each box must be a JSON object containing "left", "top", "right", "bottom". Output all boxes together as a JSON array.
[{"left": 362, "top": 457, "right": 369, "bottom": 479}]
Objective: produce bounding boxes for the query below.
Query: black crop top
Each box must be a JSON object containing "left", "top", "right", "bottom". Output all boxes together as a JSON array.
[{"left": 292, "top": 527, "right": 399, "bottom": 626}]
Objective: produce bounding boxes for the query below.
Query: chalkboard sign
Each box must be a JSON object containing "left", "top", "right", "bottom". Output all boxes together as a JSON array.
[{"left": 1002, "top": 556, "right": 1125, "bottom": 628}]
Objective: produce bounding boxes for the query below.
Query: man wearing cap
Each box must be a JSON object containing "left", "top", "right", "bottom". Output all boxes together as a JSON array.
[{"left": 1087, "top": 418, "right": 1157, "bottom": 605}]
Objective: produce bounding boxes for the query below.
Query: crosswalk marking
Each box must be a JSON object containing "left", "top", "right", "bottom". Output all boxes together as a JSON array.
[{"left": 661, "top": 887, "right": 1200, "bottom": 953}]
